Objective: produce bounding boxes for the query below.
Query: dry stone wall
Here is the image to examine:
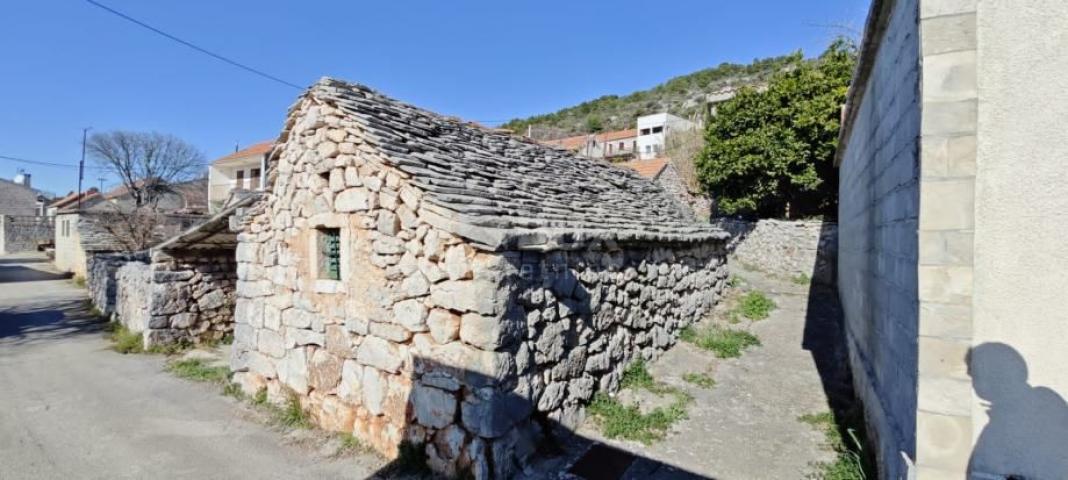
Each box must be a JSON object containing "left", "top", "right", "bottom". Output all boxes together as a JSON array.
[
  {"left": 0, "top": 215, "right": 53, "bottom": 254},
  {"left": 230, "top": 95, "right": 727, "bottom": 479},
  {"left": 87, "top": 251, "right": 150, "bottom": 316},
  {"left": 713, "top": 218, "right": 838, "bottom": 284},
  {"left": 113, "top": 249, "right": 237, "bottom": 347}
]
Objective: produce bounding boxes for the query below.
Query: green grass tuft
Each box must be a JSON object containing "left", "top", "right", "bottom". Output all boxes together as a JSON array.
[
  {"left": 108, "top": 323, "right": 144, "bottom": 354},
  {"left": 588, "top": 391, "right": 692, "bottom": 444},
  {"left": 737, "top": 291, "right": 776, "bottom": 320},
  {"left": 727, "top": 275, "right": 742, "bottom": 288},
  {"left": 274, "top": 392, "right": 311, "bottom": 429},
  {"left": 166, "top": 358, "right": 229, "bottom": 383},
  {"left": 799, "top": 409, "right": 876, "bottom": 480},
  {"left": 222, "top": 382, "right": 245, "bottom": 399},
  {"left": 252, "top": 388, "right": 269, "bottom": 406},
  {"left": 683, "top": 326, "right": 761, "bottom": 358},
  {"left": 682, "top": 372, "right": 716, "bottom": 389},
  {"left": 146, "top": 340, "right": 193, "bottom": 355},
  {"left": 792, "top": 273, "right": 812, "bottom": 285},
  {"left": 72, "top": 276, "right": 86, "bottom": 288}
]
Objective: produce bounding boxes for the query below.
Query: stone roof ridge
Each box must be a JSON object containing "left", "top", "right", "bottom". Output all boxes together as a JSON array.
[{"left": 284, "top": 77, "right": 727, "bottom": 250}]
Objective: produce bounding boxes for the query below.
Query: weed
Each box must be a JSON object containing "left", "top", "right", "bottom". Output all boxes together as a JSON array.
[
  {"left": 683, "top": 326, "right": 761, "bottom": 358},
  {"left": 72, "top": 276, "right": 86, "bottom": 288},
  {"left": 338, "top": 433, "right": 366, "bottom": 453},
  {"left": 252, "top": 388, "right": 269, "bottom": 406},
  {"left": 222, "top": 382, "right": 245, "bottom": 399},
  {"left": 792, "top": 273, "right": 812, "bottom": 285},
  {"left": 221, "top": 333, "right": 234, "bottom": 345},
  {"left": 799, "top": 408, "right": 876, "bottom": 480},
  {"left": 737, "top": 291, "right": 776, "bottom": 320},
  {"left": 166, "top": 358, "right": 229, "bottom": 383},
  {"left": 109, "top": 323, "right": 144, "bottom": 354},
  {"left": 621, "top": 359, "right": 678, "bottom": 395},
  {"left": 587, "top": 391, "right": 692, "bottom": 444},
  {"left": 682, "top": 372, "right": 716, "bottom": 389},
  {"left": 274, "top": 392, "right": 311, "bottom": 429},
  {"left": 727, "top": 275, "right": 742, "bottom": 288},
  {"left": 146, "top": 340, "right": 193, "bottom": 355}
]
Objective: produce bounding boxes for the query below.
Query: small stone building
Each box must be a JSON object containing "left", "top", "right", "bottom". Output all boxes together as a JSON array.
[{"left": 230, "top": 78, "right": 728, "bottom": 477}]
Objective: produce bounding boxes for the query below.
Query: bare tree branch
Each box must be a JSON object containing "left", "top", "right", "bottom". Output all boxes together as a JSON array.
[{"left": 87, "top": 131, "right": 205, "bottom": 208}]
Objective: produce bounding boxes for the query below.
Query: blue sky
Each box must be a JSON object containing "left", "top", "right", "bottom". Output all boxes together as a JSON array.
[{"left": 0, "top": 0, "right": 870, "bottom": 196}]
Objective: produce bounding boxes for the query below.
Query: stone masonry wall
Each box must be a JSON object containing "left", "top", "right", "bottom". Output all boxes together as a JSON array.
[
  {"left": 143, "top": 249, "right": 237, "bottom": 346},
  {"left": 837, "top": 0, "right": 921, "bottom": 477},
  {"left": 87, "top": 251, "right": 150, "bottom": 316},
  {"left": 113, "top": 249, "right": 237, "bottom": 347},
  {"left": 713, "top": 218, "right": 838, "bottom": 284},
  {"left": 0, "top": 215, "right": 53, "bottom": 254},
  {"left": 229, "top": 98, "right": 727, "bottom": 478},
  {"left": 115, "top": 261, "right": 151, "bottom": 333}
]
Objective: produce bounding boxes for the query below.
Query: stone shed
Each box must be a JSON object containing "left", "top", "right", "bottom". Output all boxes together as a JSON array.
[
  {"left": 110, "top": 197, "right": 256, "bottom": 348},
  {"left": 230, "top": 78, "right": 729, "bottom": 478}
]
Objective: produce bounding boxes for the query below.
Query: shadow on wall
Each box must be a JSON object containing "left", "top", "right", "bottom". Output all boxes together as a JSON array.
[
  {"left": 967, "top": 343, "right": 1068, "bottom": 479},
  {"left": 360, "top": 356, "right": 713, "bottom": 480},
  {"left": 801, "top": 220, "right": 878, "bottom": 475},
  {"left": 0, "top": 299, "right": 104, "bottom": 347}
]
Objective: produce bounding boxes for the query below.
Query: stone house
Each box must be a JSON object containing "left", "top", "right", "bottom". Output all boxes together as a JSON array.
[
  {"left": 230, "top": 78, "right": 728, "bottom": 478},
  {"left": 837, "top": 0, "right": 1068, "bottom": 478}
]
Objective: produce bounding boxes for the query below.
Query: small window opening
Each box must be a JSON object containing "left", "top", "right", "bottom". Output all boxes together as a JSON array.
[
  {"left": 317, "top": 228, "right": 341, "bottom": 281},
  {"left": 652, "top": 126, "right": 664, "bottom": 134}
]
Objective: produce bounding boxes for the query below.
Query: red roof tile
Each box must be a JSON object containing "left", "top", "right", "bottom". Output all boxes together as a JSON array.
[
  {"left": 212, "top": 141, "right": 273, "bottom": 165},
  {"left": 619, "top": 157, "right": 670, "bottom": 179}
]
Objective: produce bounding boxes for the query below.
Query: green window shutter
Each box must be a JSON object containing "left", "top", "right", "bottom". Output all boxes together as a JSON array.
[{"left": 319, "top": 228, "right": 341, "bottom": 280}]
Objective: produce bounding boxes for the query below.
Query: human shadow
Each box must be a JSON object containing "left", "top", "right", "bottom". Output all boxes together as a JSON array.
[
  {"left": 967, "top": 342, "right": 1068, "bottom": 479},
  {"left": 0, "top": 299, "right": 106, "bottom": 347}
]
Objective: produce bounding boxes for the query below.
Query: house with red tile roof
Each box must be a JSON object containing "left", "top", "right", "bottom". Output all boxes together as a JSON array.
[
  {"left": 540, "top": 128, "right": 638, "bottom": 161},
  {"left": 207, "top": 140, "right": 271, "bottom": 212}
]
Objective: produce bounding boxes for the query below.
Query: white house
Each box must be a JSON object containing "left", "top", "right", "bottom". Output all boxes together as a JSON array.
[
  {"left": 207, "top": 141, "right": 271, "bottom": 212},
  {"left": 636, "top": 113, "right": 695, "bottom": 160}
]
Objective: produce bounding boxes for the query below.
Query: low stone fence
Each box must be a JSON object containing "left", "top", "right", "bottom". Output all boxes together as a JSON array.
[
  {"left": 111, "top": 249, "right": 237, "bottom": 347},
  {"left": 87, "top": 251, "right": 150, "bottom": 316},
  {"left": 712, "top": 218, "right": 838, "bottom": 284},
  {"left": 0, "top": 215, "right": 53, "bottom": 254},
  {"left": 143, "top": 249, "right": 237, "bottom": 346}
]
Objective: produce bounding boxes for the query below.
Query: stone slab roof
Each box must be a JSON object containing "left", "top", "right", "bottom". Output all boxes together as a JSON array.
[
  {"left": 153, "top": 194, "right": 260, "bottom": 252},
  {"left": 272, "top": 78, "right": 726, "bottom": 250}
]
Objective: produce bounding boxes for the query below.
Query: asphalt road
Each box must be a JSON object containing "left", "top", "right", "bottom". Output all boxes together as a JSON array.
[{"left": 0, "top": 253, "right": 379, "bottom": 480}]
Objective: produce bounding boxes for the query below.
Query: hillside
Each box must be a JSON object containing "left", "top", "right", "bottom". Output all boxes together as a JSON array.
[{"left": 502, "top": 53, "right": 798, "bottom": 139}]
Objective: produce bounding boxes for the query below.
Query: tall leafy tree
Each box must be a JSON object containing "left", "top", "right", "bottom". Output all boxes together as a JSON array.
[{"left": 696, "top": 39, "right": 856, "bottom": 218}]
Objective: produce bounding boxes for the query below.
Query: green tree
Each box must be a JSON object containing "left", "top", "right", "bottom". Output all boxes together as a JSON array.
[
  {"left": 585, "top": 115, "right": 604, "bottom": 133},
  {"left": 696, "top": 39, "right": 856, "bottom": 218}
]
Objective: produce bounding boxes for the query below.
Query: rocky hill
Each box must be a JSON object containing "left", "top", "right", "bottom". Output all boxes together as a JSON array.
[{"left": 502, "top": 53, "right": 798, "bottom": 139}]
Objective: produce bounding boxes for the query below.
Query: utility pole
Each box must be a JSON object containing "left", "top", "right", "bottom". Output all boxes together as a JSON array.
[
  {"left": 98, "top": 177, "right": 106, "bottom": 192},
  {"left": 77, "top": 127, "right": 91, "bottom": 209}
]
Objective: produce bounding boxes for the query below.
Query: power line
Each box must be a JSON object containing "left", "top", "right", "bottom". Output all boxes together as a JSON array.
[{"left": 84, "top": 0, "right": 304, "bottom": 90}]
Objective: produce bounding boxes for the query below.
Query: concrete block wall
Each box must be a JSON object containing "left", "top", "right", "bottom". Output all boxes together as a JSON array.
[{"left": 837, "top": 0, "right": 922, "bottom": 477}]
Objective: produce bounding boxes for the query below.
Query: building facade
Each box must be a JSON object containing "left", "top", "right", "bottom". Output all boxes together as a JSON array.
[
  {"left": 230, "top": 78, "right": 728, "bottom": 478},
  {"left": 208, "top": 141, "right": 271, "bottom": 212},
  {"left": 636, "top": 113, "right": 695, "bottom": 160},
  {"left": 837, "top": 0, "right": 1068, "bottom": 478}
]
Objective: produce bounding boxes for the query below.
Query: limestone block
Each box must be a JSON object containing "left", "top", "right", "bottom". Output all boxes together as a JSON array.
[
  {"left": 335, "top": 188, "right": 374, "bottom": 212},
  {"left": 461, "top": 387, "right": 533, "bottom": 439},
  {"left": 278, "top": 348, "right": 309, "bottom": 394},
  {"left": 258, "top": 329, "right": 286, "bottom": 358},
  {"left": 339, "top": 360, "right": 362, "bottom": 401},
  {"left": 427, "top": 309, "right": 460, "bottom": 344},
  {"left": 197, "top": 289, "right": 225, "bottom": 311},
  {"left": 377, "top": 211, "right": 400, "bottom": 235},
  {"left": 285, "top": 326, "right": 325, "bottom": 347},
  {"left": 399, "top": 272, "right": 430, "bottom": 299},
  {"left": 412, "top": 384, "right": 458, "bottom": 429},
  {"left": 362, "top": 367, "right": 386, "bottom": 415},
  {"left": 369, "top": 322, "right": 412, "bottom": 342},
  {"left": 430, "top": 280, "right": 497, "bottom": 315},
  {"left": 460, "top": 311, "right": 521, "bottom": 351},
  {"left": 443, "top": 245, "right": 473, "bottom": 280},
  {"left": 308, "top": 349, "right": 343, "bottom": 391},
  {"left": 356, "top": 336, "right": 403, "bottom": 373},
  {"left": 393, "top": 299, "right": 429, "bottom": 332}
]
